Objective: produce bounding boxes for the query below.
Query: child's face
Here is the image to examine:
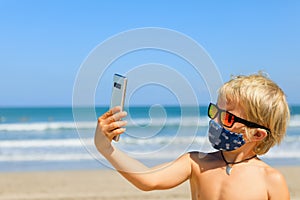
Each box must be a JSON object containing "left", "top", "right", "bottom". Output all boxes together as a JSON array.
[
  {"left": 213, "top": 98, "right": 269, "bottom": 145},
  {"left": 207, "top": 98, "right": 254, "bottom": 151},
  {"left": 216, "top": 99, "right": 249, "bottom": 136}
]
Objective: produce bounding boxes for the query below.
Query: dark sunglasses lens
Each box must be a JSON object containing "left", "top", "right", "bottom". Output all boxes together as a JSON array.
[
  {"left": 220, "top": 112, "right": 234, "bottom": 127},
  {"left": 208, "top": 104, "right": 218, "bottom": 119}
]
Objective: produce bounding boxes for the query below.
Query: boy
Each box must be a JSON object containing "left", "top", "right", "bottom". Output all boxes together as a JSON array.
[{"left": 94, "top": 73, "right": 290, "bottom": 200}]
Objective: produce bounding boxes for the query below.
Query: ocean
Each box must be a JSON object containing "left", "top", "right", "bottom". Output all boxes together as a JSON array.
[{"left": 0, "top": 105, "right": 300, "bottom": 172}]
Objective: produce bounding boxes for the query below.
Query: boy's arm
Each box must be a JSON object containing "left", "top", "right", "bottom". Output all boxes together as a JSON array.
[
  {"left": 266, "top": 168, "right": 290, "bottom": 200},
  {"left": 94, "top": 107, "right": 192, "bottom": 191}
]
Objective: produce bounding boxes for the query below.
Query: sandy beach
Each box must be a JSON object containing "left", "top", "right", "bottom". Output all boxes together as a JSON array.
[{"left": 0, "top": 166, "right": 299, "bottom": 200}]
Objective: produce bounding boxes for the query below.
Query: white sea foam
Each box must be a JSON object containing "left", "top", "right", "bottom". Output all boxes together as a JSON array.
[
  {"left": 0, "top": 121, "right": 94, "bottom": 131},
  {"left": 0, "top": 135, "right": 299, "bottom": 163},
  {"left": 0, "top": 138, "right": 89, "bottom": 148},
  {"left": 289, "top": 114, "right": 300, "bottom": 127},
  {"left": 1, "top": 148, "right": 300, "bottom": 162},
  {"left": 0, "top": 153, "right": 94, "bottom": 162},
  {"left": 0, "top": 117, "right": 206, "bottom": 132},
  {"left": 0, "top": 136, "right": 201, "bottom": 149},
  {"left": 263, "top": 152, "right": 300, "bottom": 158},
  {"left": 0, "top": 115, "right": 300, "bottom": 132},
  {"left": 0, "top": 114, "right": 300, "bottom": 132}
]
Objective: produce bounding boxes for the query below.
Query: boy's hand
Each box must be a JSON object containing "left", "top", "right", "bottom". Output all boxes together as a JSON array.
[{"left": 94, "top": 106, "right": 127, "bottom": 154}]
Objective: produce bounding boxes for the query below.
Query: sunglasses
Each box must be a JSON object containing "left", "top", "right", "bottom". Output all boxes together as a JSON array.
[{"left": 208, "top": 103, "right": 270, "bottom": 133}]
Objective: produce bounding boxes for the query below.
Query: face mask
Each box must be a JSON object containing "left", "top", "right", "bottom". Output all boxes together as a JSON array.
[{"left": 208, "top": 120, "right": 245, "bottom": 151}]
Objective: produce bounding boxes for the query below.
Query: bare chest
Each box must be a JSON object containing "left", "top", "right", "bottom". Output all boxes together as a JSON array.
[{"left": 190, "top": 165, "right": 268, "bottom": 200}]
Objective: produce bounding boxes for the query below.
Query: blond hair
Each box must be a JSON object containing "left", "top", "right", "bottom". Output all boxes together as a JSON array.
[{"left": 218, "top": 72, "right": 290, "bottom": 155}]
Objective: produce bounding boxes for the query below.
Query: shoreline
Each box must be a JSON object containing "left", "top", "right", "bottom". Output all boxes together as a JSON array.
[
  {"left": 1, "top": 156, "right": 300, "bottom": 173},
  {"left": 0, "top": 166, "right": 299, "bottom": 200}
]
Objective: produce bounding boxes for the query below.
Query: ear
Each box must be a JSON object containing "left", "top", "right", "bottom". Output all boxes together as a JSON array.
[{"left": 252, "top": 129, "right": 268, "bottom": 142}]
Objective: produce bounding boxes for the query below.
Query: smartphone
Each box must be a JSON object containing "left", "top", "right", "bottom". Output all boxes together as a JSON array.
[{"left": 110, "top": 74, "right": 127, "bottom": 141}]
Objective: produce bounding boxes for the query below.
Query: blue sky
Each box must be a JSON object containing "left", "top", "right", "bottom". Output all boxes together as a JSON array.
[{"left": 0, "top": 1, "right": 299, "bottom": 107}]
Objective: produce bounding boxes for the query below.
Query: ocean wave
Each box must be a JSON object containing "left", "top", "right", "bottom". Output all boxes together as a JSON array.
[
  {"left": 0, "top": 153, "right": 93, "bottom": 162},
  {"left": 0, "top": 117, "right": 208, "bottom": 132},
  {"left": 0, "top": 122, "right": 95, "bottom": 132},
  {"left": 1, "top": 149, "right": 300, "bottom": 162},
  {"left": 263, "top": 151, "right": 300, "bottom": 159},
  {"left": 0, "top": 136, "right": 204, "bottom": 148},
  {"left": 1, "top": 135, "right": 299, "bottom": 149},
  {"left": 0, "top": 135, "right": 300, "bottom": 163},
  {"left": 289, "top": 114, "right": 300, "bottom": 127},
  {"left": 0, "top": 138, "right": 89, "bottom": 148},
  {"left": 0, "top": 115, "right": 299, "bottom": 132}
]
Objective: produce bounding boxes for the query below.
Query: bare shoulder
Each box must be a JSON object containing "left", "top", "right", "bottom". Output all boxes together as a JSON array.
[
  {"left": 188, "top": 151, "right": 219, "bottom": 162},
  {"left": 264, "top": 165, "right": 285, "bottom": 182},
  {"left": 188, "top": 151, "right": 220, "bottom": 171},
  {"left": 189, "top": 151, "right": 208, "bottom": 159},
  {"left": 263, "top": 164, "right": 290, "bottom": 200},
  {"left": 262, "top": 164, "right": 287, "bottom": 186}
]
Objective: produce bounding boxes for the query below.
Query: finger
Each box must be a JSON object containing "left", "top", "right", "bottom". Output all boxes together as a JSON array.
[
  {"left": 111, "top": 106, "right": 122, "bottom": 113},
  {"left": 98, "top": 106, "right": 122, "bottom": 121},
  {"left": 99, "top": 119, "right": 127, "bottom": 133},
  {"left": 105, "top": 111, "right": 127, "bottom": 124},
  {"left": 107, "top": 120, "right": 127, "bottom": 131},
  {"left": 114, "top": 111, "right": 127, "bottom": 121},
  {"left": 106, "top": 115, "right": 116, "bottom": 124},
  {"left": 111, "top": 127, "right": 126, "bottom": 137},
  {"left": 100, "top": 123, "right": 127, "bottom": 141},
  {"left": 98, "top": 109, "right": 113, "bottom": 122}
]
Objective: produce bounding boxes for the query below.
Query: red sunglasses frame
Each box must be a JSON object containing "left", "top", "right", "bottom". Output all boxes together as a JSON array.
[{"left": 208, "top": 103, "right": 271, "bottom": 133}]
